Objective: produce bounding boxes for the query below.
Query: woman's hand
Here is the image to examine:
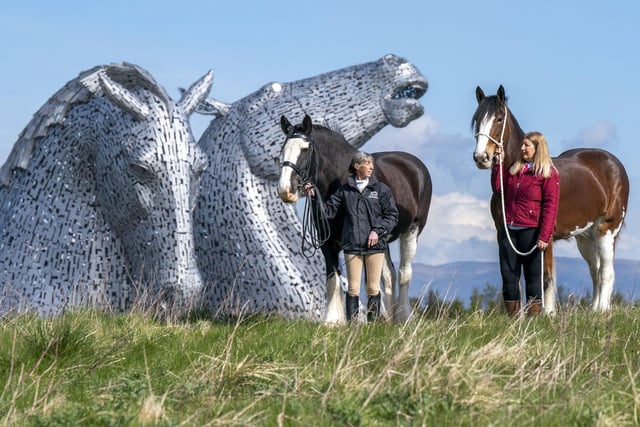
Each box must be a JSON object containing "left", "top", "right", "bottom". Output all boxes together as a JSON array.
[
  {"left": 303, "top": 183, "right": 315, "bottom": 197},
  {"left": 537, "top": 240, "right": 549, "bottom": 251},
  {"left": 494, "top": 144, "right": 503, "bottom": 159},
  {"left": 367, "top": 230, "right": 379, "bottom": 247}
]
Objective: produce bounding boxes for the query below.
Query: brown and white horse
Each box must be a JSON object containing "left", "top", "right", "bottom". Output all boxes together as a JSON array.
[
  {"left": 278, "top": 114, "right": 432, "bottom": 323},
  {"left": 472, "top": 85, "right": 630, "bottom": 312}
]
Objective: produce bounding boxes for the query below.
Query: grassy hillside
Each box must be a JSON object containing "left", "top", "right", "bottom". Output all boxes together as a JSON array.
[{"left": 1, "top": 306, "right": 639, "bottom": 426}]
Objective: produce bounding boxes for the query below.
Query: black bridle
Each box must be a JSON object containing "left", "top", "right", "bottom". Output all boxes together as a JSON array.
[
  {"left": 280, "top": 132, "right": 330, "bottom": 257},
  {"left": 281, "top": 132, "right": 316, "bottom": 191}
]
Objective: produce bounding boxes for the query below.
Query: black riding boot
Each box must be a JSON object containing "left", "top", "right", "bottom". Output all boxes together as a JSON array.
[
  {"left": 367, "top": 293, "right": 381, "bottom": 323},
  {"left": 346, "top": 294, "right": 360, "bottom": 322}
]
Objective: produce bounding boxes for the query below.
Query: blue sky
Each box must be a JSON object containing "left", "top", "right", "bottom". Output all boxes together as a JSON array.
[{"left": 1, "top": 1, "right": 638, "bottom": 265}]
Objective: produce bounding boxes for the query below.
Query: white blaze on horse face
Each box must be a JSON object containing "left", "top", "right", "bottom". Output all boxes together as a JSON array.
[
  {"left": 277, "top": 137, "right": 310, "bottom": 203},
  {"left": 474, "top": 113, "right": 495, "bottom": 169}
]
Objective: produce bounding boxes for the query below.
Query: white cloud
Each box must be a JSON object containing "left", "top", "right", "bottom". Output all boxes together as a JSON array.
[
  {"left": 385, "top": 193, "right": 499, "bottom": 266},
  {"left": 558, "top": 122, "right": 617, "bottom": 152},
  {"left": 366, "top": 113, "right": 441, "bottom": 153},
  {"left": 426, "top": 193, "right": 494, "bottom": 240}
]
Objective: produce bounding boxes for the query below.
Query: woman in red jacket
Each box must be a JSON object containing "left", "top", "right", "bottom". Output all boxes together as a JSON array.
[{"left": 492, "top": 131, "right": 560, "bottom": 316}]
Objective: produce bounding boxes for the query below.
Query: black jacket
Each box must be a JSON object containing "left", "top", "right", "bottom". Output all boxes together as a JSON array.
[{"left": 314, "top": 174, "right": 398, "bottom": 254}]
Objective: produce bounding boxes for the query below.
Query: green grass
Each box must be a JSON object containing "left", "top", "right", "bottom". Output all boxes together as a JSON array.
[{"left": 1, "top": 306, "right": 640, "bottom": 426}]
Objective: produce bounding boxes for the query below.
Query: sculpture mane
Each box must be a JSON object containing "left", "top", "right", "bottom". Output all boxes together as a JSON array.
[{"left": 0, "top": 63, "right": 172, "bottom": 186}]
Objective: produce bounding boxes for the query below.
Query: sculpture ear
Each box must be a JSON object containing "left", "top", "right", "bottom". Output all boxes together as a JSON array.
[
  {"left": 178, "top": 70, "right": 214, "bottom": 116},
  {"left": 99, "top": 72, "right": 149, "bottom": 120},
  {"left": 475, "top": 86, "right": 485, "bottom": 104},
  {"left": 497, "top": 85, "right": 506, "bottom": 103},
  {"left": 280, "top": 115, "right": 293, "bottom": 135},
  {"left": 302, "top": 114, "right": 313, "bottom": 135}
]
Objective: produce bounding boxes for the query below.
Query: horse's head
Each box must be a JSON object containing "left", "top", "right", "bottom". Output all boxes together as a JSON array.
[
  {"left": 471, "top": 85, "right": 515, "bottom": 169},
  {"left": 85, "top": 64, "right": 213, "bottom": 313},
  {"left": 277, "top": 114, "right": 316, "bottom": 203}
]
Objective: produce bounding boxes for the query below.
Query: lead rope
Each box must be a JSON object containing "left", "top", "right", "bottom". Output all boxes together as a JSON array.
[
  {"left": 300, "top": 185, "right": 331, "bottom": 258},
  {"left": 477, "top": 106, "right": 545, "bottom": 310}
]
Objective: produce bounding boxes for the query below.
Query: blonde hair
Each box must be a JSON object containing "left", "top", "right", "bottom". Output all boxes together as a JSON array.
[{"left": 509, "top": 131, "right": 557, "bottom": 178}]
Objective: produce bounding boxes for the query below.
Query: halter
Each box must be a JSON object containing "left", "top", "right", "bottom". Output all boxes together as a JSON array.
[
  {"left": 475, "top": 105, "right": 545, "bottom": 310},
  {"left": 474, "top": 105, "right": 508, "bottom": 148}
]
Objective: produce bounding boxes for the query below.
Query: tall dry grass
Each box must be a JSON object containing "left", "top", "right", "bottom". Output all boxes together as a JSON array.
[{"left": 1, "top": 304, "right": 639, "bottom": 426}]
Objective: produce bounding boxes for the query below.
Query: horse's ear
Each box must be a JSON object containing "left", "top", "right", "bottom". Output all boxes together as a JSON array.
[
  {"left": 302, "top": 114, "right": 313, "bottom": 135},
  {"left": 475, "top": 86, "right": 485, "bottom": 104},
  {"left": 280, "top": 115, "right": 292, "bottom": 135},
  {"left": 497, "top": 85, "right": 506, "bottom": 103}
]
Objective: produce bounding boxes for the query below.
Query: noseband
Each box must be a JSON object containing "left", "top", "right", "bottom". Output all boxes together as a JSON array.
[{"left": 281, "top": 133, "right": 316, "bottom": 190}]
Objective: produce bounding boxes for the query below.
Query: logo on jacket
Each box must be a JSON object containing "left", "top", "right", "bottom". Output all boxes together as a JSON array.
[{"left": 368, "top": 191, "right": 379, "bottom": 199}]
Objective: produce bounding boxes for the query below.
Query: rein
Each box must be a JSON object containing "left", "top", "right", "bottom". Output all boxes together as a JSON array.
[
  {"left": 476, "top": 106, "right": 545, "bottom": 309},
  {"left": 282, "top": 134, "right": 331, "bottom": 257},
  {"left": 301, "top": 187, "right": 331, "bottom": 257}
]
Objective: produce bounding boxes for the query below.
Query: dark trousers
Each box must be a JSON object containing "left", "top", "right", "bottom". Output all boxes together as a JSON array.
[{"left": 498, "top": 227, "right": 542, "bottom": 302}]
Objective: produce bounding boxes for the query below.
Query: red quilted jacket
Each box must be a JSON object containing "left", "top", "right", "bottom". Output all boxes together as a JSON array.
[{"left": 491, "top": 162, "right": 560, "bottom": 243}]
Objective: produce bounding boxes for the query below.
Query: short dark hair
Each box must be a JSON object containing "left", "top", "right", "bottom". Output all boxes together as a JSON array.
[{"left": 348, "top": 151, "right": 373, "bottom": 174}]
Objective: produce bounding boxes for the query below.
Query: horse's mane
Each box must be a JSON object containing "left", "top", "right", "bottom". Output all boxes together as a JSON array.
[
  {"left": 324, "top": 122, "right": 343, "bottom": 136},
  {"left": 307, "top": 120, "right": 350, "bottom": 147},
  {"left": 306, "top": 116, "right": 343, "bottom": 138},
  {"left": 314, "top": 123, "right": 344, "bottom": 139},
  {"left": 0, "top": 62, "right": 171, "bottom": 187}
]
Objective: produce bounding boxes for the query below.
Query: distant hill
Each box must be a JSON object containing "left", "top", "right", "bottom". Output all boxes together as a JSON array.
[{"left": 406, "top": 257, "right": 640, "bottom": 306}]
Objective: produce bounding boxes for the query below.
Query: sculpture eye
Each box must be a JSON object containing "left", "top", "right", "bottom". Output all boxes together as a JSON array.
[{"left": 129, "top": 161, "right": 156, "bottom": 182}]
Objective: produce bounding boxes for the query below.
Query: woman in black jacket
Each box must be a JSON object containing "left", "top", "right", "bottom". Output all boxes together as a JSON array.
[{"left": 307, "top": 152, "right": 398, "bottom": 322}]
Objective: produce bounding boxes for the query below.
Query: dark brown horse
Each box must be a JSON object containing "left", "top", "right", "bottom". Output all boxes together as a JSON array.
[
  {"left": 277, "top": 114, "right": 432, "bottom": 323},
  {"left": 472, "top": 85, "right": 629, "bottom": 312}
]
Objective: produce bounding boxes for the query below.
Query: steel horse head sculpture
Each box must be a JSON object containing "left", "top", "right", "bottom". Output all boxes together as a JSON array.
[
  {"left": 194, "top": 54, "right": 427, "bottom": 321},
  {"left": 0, "top": 63, "right": 213, "bottom": 316}
]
